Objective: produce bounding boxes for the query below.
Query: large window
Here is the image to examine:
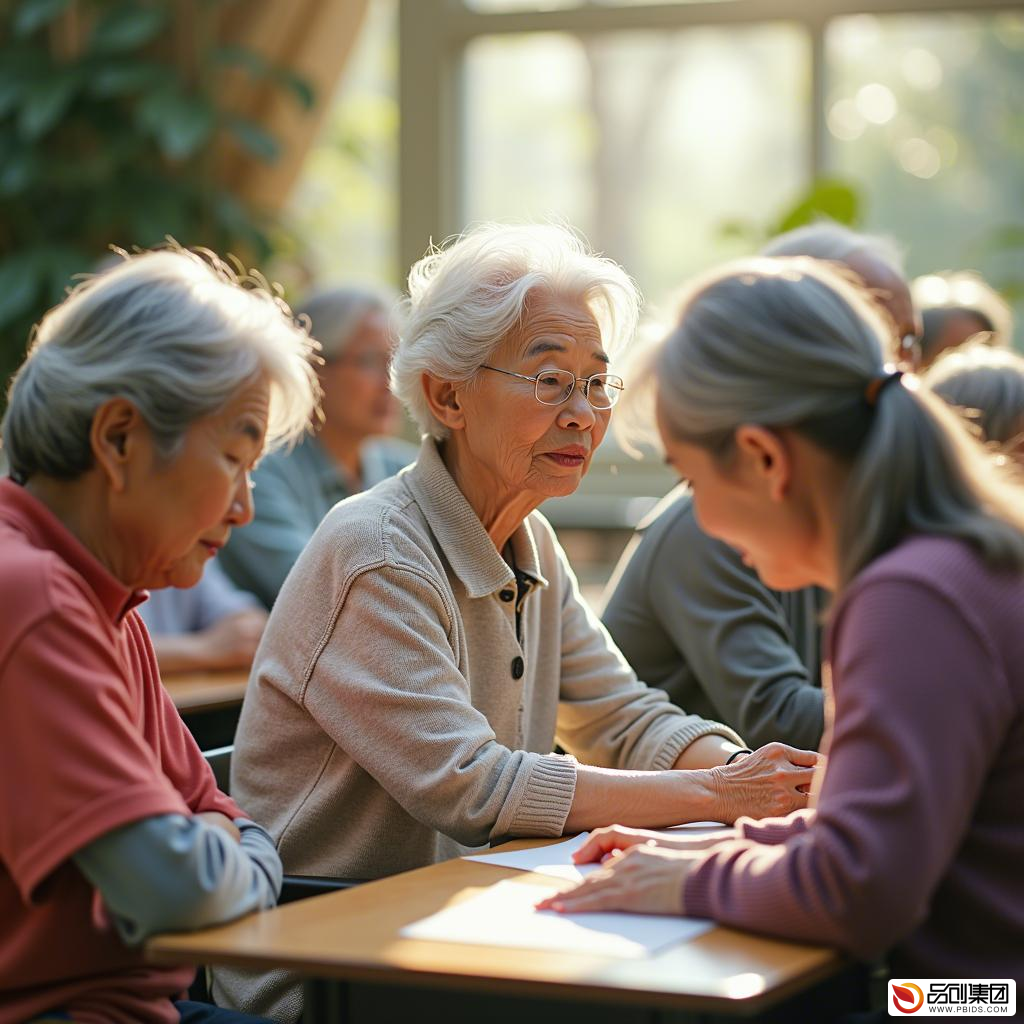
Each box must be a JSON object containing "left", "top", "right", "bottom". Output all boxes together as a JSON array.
[
  {"left": 281, "top": 1, "right": 1024, "bottom": 571},
  {"left": 399, "top": 0, "right": 1024, "bottom": 316},
  {"left": 464, "top": 25, "right": 809, "bottom": 302},
  {"left": 826, "top": 13, "right": 1024, "bottom": 296}
]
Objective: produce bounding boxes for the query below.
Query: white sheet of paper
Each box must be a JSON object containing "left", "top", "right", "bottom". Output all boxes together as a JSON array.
[
  {"left": 463, "top": 823, "right": 729, "bottom": 882},
  {"left": 400, "top": 879, "right": 712, "bottom": 958},
  {"left": 464, "top": 833, "right": 598, "bottom": 880}
]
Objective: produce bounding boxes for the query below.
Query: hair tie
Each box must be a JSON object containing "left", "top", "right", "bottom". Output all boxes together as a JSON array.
[{"left": 864, "top": 370, "right": 904, "bottom": 407}]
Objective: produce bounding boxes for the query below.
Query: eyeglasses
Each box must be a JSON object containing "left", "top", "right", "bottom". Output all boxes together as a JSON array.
[{"left": 480, "top": 365, "right": 625, "bottom": 409}]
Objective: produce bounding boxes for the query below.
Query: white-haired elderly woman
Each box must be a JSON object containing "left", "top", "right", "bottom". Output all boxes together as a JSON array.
[
  {"left": 217, "top": 224, "right": 817, "bottom": 1022},
  {"left": 0, "top": 248, "right": 318, "bottom": 1024},
  {"left": 219, "top": 285, "right": 416, "bottom": 609}
]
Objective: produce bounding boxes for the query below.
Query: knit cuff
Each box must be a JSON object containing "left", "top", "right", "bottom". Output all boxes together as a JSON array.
[
  {"left": 681, "top": 866, "right": 716, "bottom": 920},
  {"left": 736, "top": 808, "right": 814, "bottom": 845},
  {"left": 497, "top": 753, "right": 578, "bottom": 838},
  {"left": 650, "top": 719, "right": 746, "bottom": 772}
]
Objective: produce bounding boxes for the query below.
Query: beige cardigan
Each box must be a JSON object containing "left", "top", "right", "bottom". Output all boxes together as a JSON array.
[
  {"left": 233, "top": 436, "right": 741, "bottom": 871},
  {"left": 217, "top": 438, "right": 741, "bottom": 1016}
]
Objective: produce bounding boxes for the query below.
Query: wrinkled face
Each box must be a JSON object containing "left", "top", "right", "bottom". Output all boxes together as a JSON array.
[
  {"left": 118, "top": 376, "right": 269, "bottom": 590},
  {"left": 319, "top": 310, "right": 398, "bottom": 439},
  {"left": 454, "top": 291, "right": 612, "bottom": 501},
  {"left": 656, "top": 399, "right": 819, "bottom": 591}
]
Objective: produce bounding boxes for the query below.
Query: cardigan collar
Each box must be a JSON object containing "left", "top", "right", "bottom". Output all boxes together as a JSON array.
[{"left": 404, "top": 437, "right": 549, "bottom": 599}]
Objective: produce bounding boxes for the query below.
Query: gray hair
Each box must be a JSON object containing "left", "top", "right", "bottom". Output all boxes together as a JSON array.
[
  {"left": 761, "top": 220, "right": 904, "bottom": 274},
  {"left": 925, "top": 342, "right": 1024, "bottom": 450},
  {"left": 622, "top": 257, "right": 1024, "bottom": 591},
  {"left": 297, "top": 285, "right": 395, "bottom": 362},
  {"left": 392, "top": 222, "right": 640, "bottom": 439},
  {"left": 2, "top": 247, "right": 320, "bottom": 482}
]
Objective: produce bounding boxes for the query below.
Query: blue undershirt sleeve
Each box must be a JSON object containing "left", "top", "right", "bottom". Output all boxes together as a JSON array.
[{"left": 73, "top": 814, "right": 281, "bottom": 945}]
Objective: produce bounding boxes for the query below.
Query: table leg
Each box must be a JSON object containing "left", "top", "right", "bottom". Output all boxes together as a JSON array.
[{"left": 302, "top": 978, "right": 349, "bottom": 1023}]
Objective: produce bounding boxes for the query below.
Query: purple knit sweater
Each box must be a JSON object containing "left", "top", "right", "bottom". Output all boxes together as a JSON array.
[{"left": 683, "top": 535, "right": 1024, "bottom": 983}]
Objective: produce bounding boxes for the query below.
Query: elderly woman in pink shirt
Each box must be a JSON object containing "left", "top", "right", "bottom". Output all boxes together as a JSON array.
[
  {"left": 0, "top": 248, "right": 319, "bottom": 1024},
  {"left": 540, "top": 258, "right": 1024, "bottom": 989}
]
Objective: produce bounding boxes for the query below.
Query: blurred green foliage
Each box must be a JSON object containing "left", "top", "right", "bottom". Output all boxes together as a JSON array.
[
  {"left": 718, "top": 177, "right": 863, "bottom": 246},
  {"left": 0, "top": 0, "right": 312, "bottom": 394}
]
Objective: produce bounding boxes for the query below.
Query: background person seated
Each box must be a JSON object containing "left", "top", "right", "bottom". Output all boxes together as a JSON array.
[
  {"left": 219, "top": 285, "right": 416, "bottom": 608},
  {"left": 0, "top": 247, "right": 318, "bottom": 1024},
  {"left": 925, "top": 341, "right": 1024, "bottom": 461},
  {"left": 139, "top": 560, "right": 267, "bottom": 674},
  {"left": 912, "top": 270, "right": 1014, "bottom": 369},
  {"left": 762, "top": 220, "right": 920, "bottom": 362},
  {"left": 602, "top": 223, "right": 914, "bottom": 751}
]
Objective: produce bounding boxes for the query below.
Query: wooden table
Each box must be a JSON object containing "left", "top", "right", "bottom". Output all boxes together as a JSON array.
[
  {"left": 163, "top": 669, "right": 250, "bottom": 749},
  {"left": 162, "top": 669, "right": 250, "bottom": 714},
  {"left": 148, "top": 837, "right": 849, "bottom": 1023}
]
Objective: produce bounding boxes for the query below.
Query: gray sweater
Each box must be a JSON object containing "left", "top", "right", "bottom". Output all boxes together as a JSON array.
[{"left": 602, "top": 486, "right": 827, "bottom": 750}]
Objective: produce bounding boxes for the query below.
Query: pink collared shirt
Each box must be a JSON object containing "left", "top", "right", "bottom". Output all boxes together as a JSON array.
[{"left": 0, "top": 478, "right": 244, "bottom": 1024}]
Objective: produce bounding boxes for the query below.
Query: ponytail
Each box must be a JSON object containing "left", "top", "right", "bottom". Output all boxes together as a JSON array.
[{"left": 625, "top": 257, "right": 1024, "bottom": 595}]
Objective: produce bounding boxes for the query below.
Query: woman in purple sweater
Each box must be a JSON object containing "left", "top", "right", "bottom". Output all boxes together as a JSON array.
[{"left": 539, "top": 257, "right": 1024, "bottom": 986}]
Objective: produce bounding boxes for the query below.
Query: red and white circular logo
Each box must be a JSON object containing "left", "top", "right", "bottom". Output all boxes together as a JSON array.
[{"left": 891, "top": 982, "right": 925, "bottom": 1014}]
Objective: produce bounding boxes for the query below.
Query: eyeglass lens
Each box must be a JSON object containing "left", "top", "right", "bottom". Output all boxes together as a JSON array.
[{"left": 535, "top": 369, "right": 622, "bottom": 408}]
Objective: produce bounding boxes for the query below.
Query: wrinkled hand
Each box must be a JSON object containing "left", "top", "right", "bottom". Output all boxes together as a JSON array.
[
  {"left": 536, "top": 843, "right": 702, "bottom": 916},
  {"left": 572, "top": 825, "right": 737, "bottom": 865},
  {"left": 196, "top": 811, "right": 241, "bottom": 843},
  {"left": 707, "top": 742, "right": 818, "bottom": 823},
  {"left": 199, "top": 608, "right": 267, "bottom": 670}
]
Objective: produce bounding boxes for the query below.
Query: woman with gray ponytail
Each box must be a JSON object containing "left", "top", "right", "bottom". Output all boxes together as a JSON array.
[{"left": 540, "top": 257, "right": 1024, "bottom": 988}]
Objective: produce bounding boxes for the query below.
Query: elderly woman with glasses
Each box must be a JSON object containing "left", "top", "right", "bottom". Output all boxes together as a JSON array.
[{"left": 216, "top": 224, "right": 816, "bottom": 1023}]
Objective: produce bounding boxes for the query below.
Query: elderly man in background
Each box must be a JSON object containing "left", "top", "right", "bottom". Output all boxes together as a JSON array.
[
  {"left": 602, "top": 221, "right": 918, "bottom": 752},
  {"left": 216, "top": 223, "right": 817, "bottom": 1022},
  {"left": 219, "top": 286, "right": 415, "bottom": 608},
  {"left": 0, "top": 248, "right": 320, "bottom": 1023}
]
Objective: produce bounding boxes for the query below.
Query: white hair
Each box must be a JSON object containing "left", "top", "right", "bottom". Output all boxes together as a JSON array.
[
  {"left": 762, "top": 221, "right": 905, "bottom": 274},
  {"left": 925, "top": 342, "right": 1024, "bottom": 450},
  {"left": 2, "top": 247, "right": 320, "bottom": 482},
  {"left": 392, "top": 222, "right": 640, "bottom": 439},
  {"left": 620, "top": 257, "right": 1024, "bottom": 591}
]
